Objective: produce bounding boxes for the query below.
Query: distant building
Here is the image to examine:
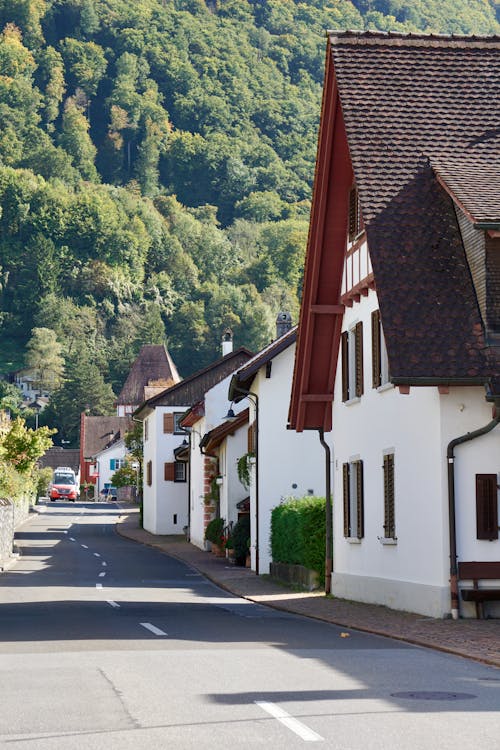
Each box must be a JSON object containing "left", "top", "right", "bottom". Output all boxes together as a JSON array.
[{"left": 116, "top": 345, "right": 180, "bottom": 416}]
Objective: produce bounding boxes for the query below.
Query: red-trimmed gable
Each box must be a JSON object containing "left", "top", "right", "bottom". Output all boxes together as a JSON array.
[{"left": 289, "top": 41, "right": 352, "bottom": 432}]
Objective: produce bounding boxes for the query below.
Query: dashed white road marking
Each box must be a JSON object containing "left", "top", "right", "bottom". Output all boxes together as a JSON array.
[
  {"left": 63, "top": 530, "right": 68, "bottom": 534},
  {"left": 98, "top": 572, "right": 106, "bottom": 577},
  {"left": 81, "top": 544, "right": 88, "bottom": 549},
  {"left": 101, "top": 561, "right": 107, "bottom": 567},
  {"left": 69, "top": 537, "right": 75, "bottom": 542},
  {"left": 107, "top": 600, "right": 120, "bottom": 608},
  {"left": 140, "top": 622, "right": 167, "bottom": 637},
  {"left": 93, "top": 552, "right": 100, "bottom": 557},
  {"left": 255, "top": 702, "right": 323, "bottom": 743},
  {"left": 96, "top": 583, "right": 103, "bottom": 589}
]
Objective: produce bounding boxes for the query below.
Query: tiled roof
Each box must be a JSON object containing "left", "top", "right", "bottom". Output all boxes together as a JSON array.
[
  {"left": 39, "top": 447, "right": 80, "bottom": 473},
  {"left": 229, "top": 328, "right": 297, "bottom": 400},
  {"left": 329, "top": 31, "right": 500, "bottom": 382},
  {"left": 199, "top": 408, "right": 249, "bottom": 453},
  {"left": 134, "top": 348, "right": 253, "bottom": 417},
  {"left": 431, "top": 157, "right": 500, "bottom": 224},
  {"left": 81, "top": 416, "right": 132, "bottom": 459},
  {"left": 116, "top": 345, "right": 180, "bottom": 405}
]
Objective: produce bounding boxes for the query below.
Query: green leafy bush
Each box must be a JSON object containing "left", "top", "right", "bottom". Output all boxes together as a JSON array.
[
  {"left": 204, "top": 517, "right": 225, "bottom": 545},
  {"left": 271, "top": 496, "right": 326, "bottom": 584}
]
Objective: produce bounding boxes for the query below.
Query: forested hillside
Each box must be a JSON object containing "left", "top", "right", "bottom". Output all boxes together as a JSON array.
[{"left": 0, "top": 0, "right": 498, "bottom": 439}]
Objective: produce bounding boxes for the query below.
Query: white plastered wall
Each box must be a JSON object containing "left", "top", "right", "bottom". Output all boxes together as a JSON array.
[
  {"left": 250, "top": 343, "right": 325, "bottom": 575},
  {"left": 142, "top": 406, "right": 189, "bottom": 535}
]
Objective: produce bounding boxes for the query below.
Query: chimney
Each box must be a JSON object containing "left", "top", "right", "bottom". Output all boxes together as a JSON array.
[
  {"left": 222, "top": 328, "right": 233, "bottom": 356},
  {"left": 276, "top": 312, "right": 292, "bottom": 339}
]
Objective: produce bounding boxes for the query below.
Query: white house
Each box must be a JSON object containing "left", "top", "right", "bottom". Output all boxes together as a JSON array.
[
  {"left": 289, "top": 31, "right": 500, "bottom": 619},
  {"left": 229, "top": 317, "right": 325, "bottom": 576},
  {"left": 94, "top": 437, "right": 128, "bottom": 497},
  {"left": 135, "top": 346, "right": 252, "bottom": 536},
  {"left": 182, "top": 377, "right": 249, "bottom": 551}
]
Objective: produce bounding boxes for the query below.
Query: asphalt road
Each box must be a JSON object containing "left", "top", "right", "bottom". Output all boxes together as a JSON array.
[{"left": 0, "top": 501, "right": 499, "bottom": 749}]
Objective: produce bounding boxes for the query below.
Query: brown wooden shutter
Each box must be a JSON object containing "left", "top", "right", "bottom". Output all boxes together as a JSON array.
[
  {"left": 146, "top": 460, "right": 152, "bottom": 486},
  {"left": 164, "top": 462, "right": 175, "bottom": 481},
  {"left": 341, "top": 331, "right": 349, "bottom": 402},
  {"left": 343, "top": 462, "right": 350, "bottom": 537},
  {"left": 372, "top": 310, "right": 381, "bottom": 388},
  {"left": 355, "top": 322, "right": 364, "bottom": 397},
  {"left": 163, "top": 413, "right": 174, "bottom": 433},
  {"left": 383, "top": 454, "right": 395, "bottom": 538},
  {"left": 356, "top": 460, "right": 364, "bottom": 539},
  {"left": 476, "top": 474, "right": 498, "bottom": 540},
  {"left": 247, "top": 422, "right": 256, "bottom": 453}
]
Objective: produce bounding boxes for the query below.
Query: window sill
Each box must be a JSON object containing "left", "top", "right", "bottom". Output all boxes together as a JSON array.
[
  {"left": 378, "top": 536, "right": 397, "bottom": 546},
  {"left": 376, "top": 382, "right": 394, "bottom": 394},
  {"left": 346, "top": 536, "right": 362, "bottom": 544},
  {"left": 344, "top": 397, "right": 361, "bottom": 407}
]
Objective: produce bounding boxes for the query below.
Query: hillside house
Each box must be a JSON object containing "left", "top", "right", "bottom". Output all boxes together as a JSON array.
[{"left": 289, "top": 31, "right": 500, "bottom": 618}]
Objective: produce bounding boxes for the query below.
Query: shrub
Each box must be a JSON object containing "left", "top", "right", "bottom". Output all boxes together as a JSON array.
[
  {"left": 204, "top": 517, "right": 224, "bottom": 545},
  {"left": 271, "top": 496, "right": 326, "bottom": 585},
  {"left": 232, "top": 515, "right": 250, "bottom": 563}
]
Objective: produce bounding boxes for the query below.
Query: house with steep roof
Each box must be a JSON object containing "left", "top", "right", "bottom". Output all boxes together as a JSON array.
[
  {"left": 289, "top": 31, "right": 500, "bottom": 619},
  {"left": 79, "top": 415, "right": 132, "bottom": 490},
  {"left": 116, "top": 344, "right": 180, "bottom": 416},
  {"left": 134, "top": 345, "right": 252, "bottom": 536},
  {"left": 229, "top": 315, "right": 325, "bottom": 575}
]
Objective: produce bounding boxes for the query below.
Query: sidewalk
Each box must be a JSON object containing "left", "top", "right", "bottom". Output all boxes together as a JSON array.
[{"left": 116, "top": 505, "right": 500, "bottom": 669}]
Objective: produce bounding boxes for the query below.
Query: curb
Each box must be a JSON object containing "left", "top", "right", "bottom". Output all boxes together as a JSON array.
[{"left": 115, "top": 513, "right": 500, "bottom": 670}]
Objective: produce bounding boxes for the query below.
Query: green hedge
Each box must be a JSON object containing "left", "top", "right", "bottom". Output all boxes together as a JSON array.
[{"left": 270, "top": 497, "right": 326, "bottom": 585}]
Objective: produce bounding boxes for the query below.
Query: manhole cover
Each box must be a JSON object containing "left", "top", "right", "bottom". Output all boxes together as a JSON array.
[{"left": 391, "top": 691, "right": 477, "bottom": 701}]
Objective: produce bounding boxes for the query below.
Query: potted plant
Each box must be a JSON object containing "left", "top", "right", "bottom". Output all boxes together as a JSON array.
[
  {"left": 231, "top": 516, "right": 250, "bottom": 566},
  {"left": 204, "top": 517, "right": 225, "bottom": 556}
]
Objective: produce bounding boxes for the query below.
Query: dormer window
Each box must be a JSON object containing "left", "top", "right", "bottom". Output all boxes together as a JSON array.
[{"left": 348, "top": 186, "right": 364, "bottom": 242}]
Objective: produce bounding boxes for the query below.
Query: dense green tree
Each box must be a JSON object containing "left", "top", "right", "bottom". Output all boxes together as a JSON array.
[{"left": 25, "top": 326, "right": 64, "bottom": 394}]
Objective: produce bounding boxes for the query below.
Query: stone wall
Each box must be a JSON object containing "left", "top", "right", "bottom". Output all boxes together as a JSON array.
[{"left": 0, "top": 496, "right": 32, "bottom": 569}]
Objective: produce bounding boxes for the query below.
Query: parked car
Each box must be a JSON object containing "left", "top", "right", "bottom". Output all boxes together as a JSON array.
[{"left": 99, "top": 487, "right": 117, "bottom": 501}]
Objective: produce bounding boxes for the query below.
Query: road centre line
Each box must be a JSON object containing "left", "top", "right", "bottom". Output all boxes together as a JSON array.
[
  {"left": 99, "top": 572, "right": 106, "bottom": 577},
  {"left": 93, "top": 552, "right": 100, "bottom": 557},
  {"left": 69, "top": 538, "right": 75, "bottom": 542},
  {"left": 96, "top": 583, "right": 103, "bottom": 589},
  {"left": 101, "top": 561, "right": 107, "bottom": 566},
  {"left": 107, "top": 600, "right": 120, "bottom": 608},
  {"left": 81, "top": 544, "right": 88, "bottom": 549},
  {"left": 140, "top": 622, "right": 168, "bottom": 636},
  {"left": 255, "top": 702, "right": 323, "bottom": 743}
]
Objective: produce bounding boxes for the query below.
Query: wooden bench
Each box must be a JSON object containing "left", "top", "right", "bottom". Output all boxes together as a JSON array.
[{"left": 458, "top": 561, "right": 500, "bottom": 618}]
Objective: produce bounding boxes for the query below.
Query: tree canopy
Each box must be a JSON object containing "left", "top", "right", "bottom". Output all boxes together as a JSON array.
[{"left": 0, "top": 0, "right": 497, "bottom": 439}]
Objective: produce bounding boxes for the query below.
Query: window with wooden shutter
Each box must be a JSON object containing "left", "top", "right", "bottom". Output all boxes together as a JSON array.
[
  {"left": 348, "top": 187, "right": 363, "bottom": 242},
  {"left": 146, "top": 460, "right": 152, "bottom": 486},
  {"left": 343, "top": 460, "right": 364, "bottom": 539},
  {"left": 343, "top": 463, "right": 350, "bottom": 537},
  {"left": 163, "top": 413, "right": 174, "bottom": 434},
  {"left": 174, "top": 461, "right": 186, "bottom": 482},
  {"left": 355, "top": 322, "right": 364, "bottom": 397},
  {"left": 164, "top": 462, "right": 175, "bottom": 481},
  {"left": 372, "top": 310, "right": 381, "bottom": 388},
  {"left": 476, "top": 474, "right": 498, "bottom": 540},
  {"left": 383, "top": 453, "right": 395, "bottom": 539},
  {"left": 341, "top": 332, "right": 349, "bottom": 402},
  {"left": 356, "top": 459, "right": 364, "bottom": 539}
]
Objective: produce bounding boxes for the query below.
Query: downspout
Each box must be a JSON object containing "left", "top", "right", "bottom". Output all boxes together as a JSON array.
[
  {"left": 318, "top": 429, "right": 333, "bottom": 594},
  {"left": 447, "top": 405, "right": 500, "bottom": 620},
  {"left": 232, "top": 386, "right": 259, "bottom": 574}
]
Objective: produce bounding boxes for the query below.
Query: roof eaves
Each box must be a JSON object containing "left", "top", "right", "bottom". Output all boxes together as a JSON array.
[{"left": 229, "top": 329, "right": 297, "bottom": 401}]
